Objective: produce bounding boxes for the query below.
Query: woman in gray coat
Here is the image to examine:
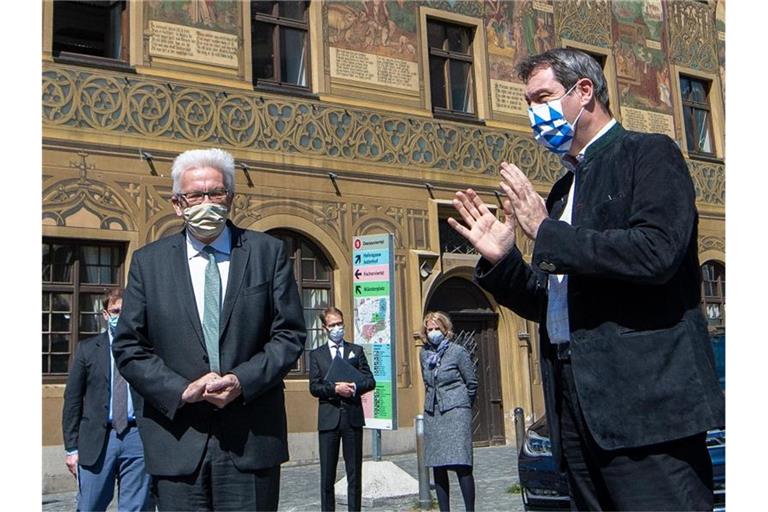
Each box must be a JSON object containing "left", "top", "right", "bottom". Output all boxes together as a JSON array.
[{"left": 419, "top": 311, "right": 478, "bottom": 511}]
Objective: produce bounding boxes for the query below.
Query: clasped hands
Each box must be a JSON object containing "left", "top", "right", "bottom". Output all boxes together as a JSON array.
[
  {"left": 334, "top": 382, "right": 356, "bottom": 398},
  {"left": 181, "top": 372, "right": 242, "bottom": 408},
  {"left": 447, "top": 162, "right": 548, "bottom": 264}
]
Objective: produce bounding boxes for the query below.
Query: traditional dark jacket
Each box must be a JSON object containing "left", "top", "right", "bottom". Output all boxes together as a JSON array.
[{"left": 476, "top": 123, "right": 725, "bottom": 462}]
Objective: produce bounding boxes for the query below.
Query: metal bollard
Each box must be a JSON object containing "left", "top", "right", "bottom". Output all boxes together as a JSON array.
[
  {"left": 514, "top": 407, "right": 525, "bottom": 453},
  {"left": 415, "top": 415, "right": 432, "bottom": 510}
]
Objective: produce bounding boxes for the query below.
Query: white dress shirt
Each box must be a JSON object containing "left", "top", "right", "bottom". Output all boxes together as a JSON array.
[
  {"left": 328, "top": 340, "right": 344, "bottom": 360},
  {"left": 546, "top": 119, "right": 616, "bottom": 344},
  {"left": 186, "top": 227, "right": 231, "bottom": 325}
]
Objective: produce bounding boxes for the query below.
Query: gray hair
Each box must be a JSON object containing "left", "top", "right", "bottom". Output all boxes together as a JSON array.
[
  {"left": 171, "top": 148, "right": 236, "bottom": 195},
  {"left": 516, "top": 48, "right": 611, "bottom": 113}
]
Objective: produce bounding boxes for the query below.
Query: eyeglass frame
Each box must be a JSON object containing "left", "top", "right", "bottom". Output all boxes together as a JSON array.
[{"left": 173, "top": 188, "right": 233, "bottom": 206}]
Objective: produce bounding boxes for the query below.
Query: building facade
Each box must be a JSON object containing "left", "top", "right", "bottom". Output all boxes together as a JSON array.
[{"left": 42, "top": 0, "right": 725, "bottom": 492}]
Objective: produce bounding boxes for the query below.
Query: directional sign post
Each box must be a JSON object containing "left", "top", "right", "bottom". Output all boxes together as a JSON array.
[{"left": 353, "top": 234, "right": 397, "bottom": 439}]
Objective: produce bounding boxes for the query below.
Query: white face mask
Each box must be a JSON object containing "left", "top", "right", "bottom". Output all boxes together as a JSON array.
[
  {"left": 328, "top": 325, "right": 345, "bottom": 343},
  {"left": 182, "top": 203, "right": 229, "bottom": 240}
]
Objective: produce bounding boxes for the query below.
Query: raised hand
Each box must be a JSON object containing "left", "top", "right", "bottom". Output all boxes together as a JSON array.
[
  {"left": 499, "top": 162, "right": 548, "bottom": 241},
  {"left": 447, "top": 188, "right": 516, "bottom": 264}
]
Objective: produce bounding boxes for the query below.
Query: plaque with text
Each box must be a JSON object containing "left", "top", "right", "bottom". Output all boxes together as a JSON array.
[
  {"left": 149, "top": 20, "right": 239, "bottom": 69},
  {"left": 490, "top": 79, "right": 529, "bottom": 117},
  {"left": 620, "top": 107, "right": 675, "bottom": 139},
  {"left": 330, "top": 47, "right": 419, "bottom": 92}
]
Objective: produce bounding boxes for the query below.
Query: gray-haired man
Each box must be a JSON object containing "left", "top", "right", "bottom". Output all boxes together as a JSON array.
[{"left": 113, "top": 148, "right": 306, "bottom": 511}]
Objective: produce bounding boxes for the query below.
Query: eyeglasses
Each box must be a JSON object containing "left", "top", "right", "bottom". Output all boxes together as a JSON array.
[{"left": 176, "top": 188, "right": 230, "bottom": 205}]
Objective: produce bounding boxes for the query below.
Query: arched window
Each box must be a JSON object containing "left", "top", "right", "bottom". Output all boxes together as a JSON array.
[
  {"left": 701, "top": 261, "right": 725, "bottom": 331},
  {"left": 268, "top": 229, "right": 334, "bottom": 376}
]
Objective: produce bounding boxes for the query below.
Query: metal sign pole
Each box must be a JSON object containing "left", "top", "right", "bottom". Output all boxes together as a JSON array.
[{"left": 372, "top": 428, "right": 382, "bottom": 462}]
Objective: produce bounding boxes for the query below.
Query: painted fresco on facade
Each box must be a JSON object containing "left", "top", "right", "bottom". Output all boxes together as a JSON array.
[
  {"left": 486, "top": 0, "right": 555, "bottom": 82},
  {"left": 146, "top": 0, "right": 239, "bottom": 34},
  {"left": 425, "top": 0, "right": 484, "bottom": 17},
  {"left": 327, "top": 0, "right": 419, "bottom": 62},
  {"left": 611, "top": 0, "right": 672, "bottom": 114}
]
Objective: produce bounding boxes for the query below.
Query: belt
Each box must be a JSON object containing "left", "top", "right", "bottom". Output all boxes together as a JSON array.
[{"left": 556, "top": 342, "right": 572, "bottom": 361}]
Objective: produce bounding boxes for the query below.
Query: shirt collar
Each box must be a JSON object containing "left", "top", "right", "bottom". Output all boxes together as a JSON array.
[
  {"left": 328, "top": 340, "right": 343, "bottom": 348},
  {"left": 186, "top": 226, "right": 231, "bottom": 260},
  {"left": 561, "top": 118, "right": 616, "bottom": 172}
]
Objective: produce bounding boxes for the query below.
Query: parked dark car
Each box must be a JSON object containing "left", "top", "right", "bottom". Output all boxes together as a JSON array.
[{"left": 518, "top": 331, "right": 726, "bottom": 511}]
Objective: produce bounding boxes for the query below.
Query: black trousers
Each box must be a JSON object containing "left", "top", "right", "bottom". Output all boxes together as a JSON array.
[
  {"left": 318, "top": 408, "right": 364, "bottom": 512},
  {"left": 557, "top": 359, "right": 713, "bottom": 511},
  {"left": 152, "top": 433, "right": 281, "bottom": 512}
]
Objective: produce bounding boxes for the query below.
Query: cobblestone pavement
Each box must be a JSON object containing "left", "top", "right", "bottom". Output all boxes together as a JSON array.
[{"left": 42, "top": 444, "right": 524, "bottom": 512}]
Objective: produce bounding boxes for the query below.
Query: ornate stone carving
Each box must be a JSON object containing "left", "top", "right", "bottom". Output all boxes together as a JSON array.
[
  {"left": 79, "top": 75, "right": 127, "bottom": 130},
  {"left": 174, "top": 88, "right": 217, "bottom": 142},
  {"left": 668, "top": 1, "right": 718, "bottom": 72},
  {"left": 145, "top": 213, "right": 184, "bottom": 245},
  {"left": 688, "top": 159, "right": 725, "bottom": 206},
  {"left": 231, "top": 195, "right": 347, "bottom": 244},
  {"left": 41, "top": 64, "right": 558, "bottom": 183},
  {"left": 42, "top": 169, "right": 138, "bottom": 231},
  {"left": 127, "top": 83, "right": 173, "bottom": 136},
  {"left": 42, "top": 68, "right": 77, "bottom": 125},
  {"left": 556, "top": 0, "right": 612, "bottom": 48},
  {"left": 699, "top": 235, "right": 725, "bottom": 253},
  {"left": 41, "top": 63, "right": 723, "bottom": 206}
]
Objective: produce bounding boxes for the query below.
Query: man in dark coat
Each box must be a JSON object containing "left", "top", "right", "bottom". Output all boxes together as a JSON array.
[
  {"left": 309, "top": 307, "right": 376, "bottom": 511},
  {"left": 112, "top": 148, "right": 306, "bottom": 511},
  {"left": 62, "top": 288, "right": 152, "bottom": 511},
  {"left": 449, "top": 48, "right": 724, "bottom": 510}
]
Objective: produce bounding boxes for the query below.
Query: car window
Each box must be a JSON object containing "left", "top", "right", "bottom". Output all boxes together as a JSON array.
[{"left": 711, "top": 333, "right": 725, "bottom": 391}]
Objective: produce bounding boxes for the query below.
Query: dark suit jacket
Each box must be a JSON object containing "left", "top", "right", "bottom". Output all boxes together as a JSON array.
[
  {"left": 476, "top": 124, "right": 724, "bottom": 461},
  {"left": 112, "top": 224, "right": 306, "bottom": 476},
  {"left": 62, "top": 332, "right": 144, "bottom": 467},
  {"left": 309, "top": 342, "right": 376, "bottom": 431}
]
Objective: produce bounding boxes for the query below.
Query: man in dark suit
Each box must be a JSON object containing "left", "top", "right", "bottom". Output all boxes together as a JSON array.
[
  {"left": 449, "top": 49, "right": 724, "bottom": 510},
  {"left": 309, "top": 307, "right": 376, "bottom": 512},
  {"left": 112, "top": 148, "right": 306, "bottom": 511},
  {"left": 62, "top": 288, "right": 152, "bottom": 512}
]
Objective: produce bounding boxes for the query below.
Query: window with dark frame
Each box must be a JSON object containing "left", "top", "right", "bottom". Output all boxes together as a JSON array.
[
  {"left": 251, "top": 1, "right": 310, "bottom": 92},
  {"left": 42, "top": 238, "right": 126, "bottom": 381},
  {"left": 52, "top": 1, "right": 129, "bottom": 63},
  {"left": 438, "top": 205, "right": 478, "bottom": 256},
  {"left": 680, "top": 75, "right": 715, "bottom": 156},
  {"left": 427, "top": 18, "right": 476, "bottom": 120},
  {"left": 701, "top": 261, "right": 725, "bottom": 331},
  {"left": 268, "top": 230, "right": 333, "bottom": 376}
]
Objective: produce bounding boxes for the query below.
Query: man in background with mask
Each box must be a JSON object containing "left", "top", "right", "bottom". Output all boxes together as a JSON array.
[
  {"left": 62, "top": 288, "right": 152, "bottom": 511},
  {"left": 113, "top": 148, "right": 306, "bottom": 511},
  {"left": 309, "top": 307, "right": 376, "bottom": 511},
  {"left": 449, "top": 48, "right": 724, "bottom": 510}
]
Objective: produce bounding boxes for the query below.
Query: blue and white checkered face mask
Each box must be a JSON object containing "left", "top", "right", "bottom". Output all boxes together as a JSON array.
[{"left": 528, "top": 83, "right": 584, "bottom": 155}]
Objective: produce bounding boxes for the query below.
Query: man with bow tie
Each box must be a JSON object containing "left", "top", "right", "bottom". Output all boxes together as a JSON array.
[{"left": 309, "top": 307, "right": 376, "bottom": 511}]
